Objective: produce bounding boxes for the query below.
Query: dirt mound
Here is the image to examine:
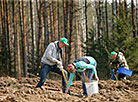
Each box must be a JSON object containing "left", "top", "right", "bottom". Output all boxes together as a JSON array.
[{"left": 0, "top": 77, "right": 138, "bottom": 102}]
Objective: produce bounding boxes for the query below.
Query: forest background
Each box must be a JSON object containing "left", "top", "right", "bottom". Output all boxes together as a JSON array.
[{"left": 0, "top": 0, "right": 138, "bottom": 80}]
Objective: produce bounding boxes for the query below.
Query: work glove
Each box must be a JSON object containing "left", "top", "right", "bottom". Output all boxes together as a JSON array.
[
  {"left": 57, "top": 61, "right": 62, "bottom": 66},
  {"left": 57, "top": 65, "right": 63, "bottom": 71}
]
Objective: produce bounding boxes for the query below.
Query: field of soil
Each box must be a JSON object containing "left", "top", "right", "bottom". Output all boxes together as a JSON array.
[{"left": 0, "top": 76, "right": 138, "bottom": 102}]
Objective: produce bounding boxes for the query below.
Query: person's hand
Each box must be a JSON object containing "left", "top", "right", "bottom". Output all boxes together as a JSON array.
[
  {"left": 57, "top": 61, "right": 62, "bottom": 66},
  {"left": 95, "top": 75, "right": 99, "bottom": 81},
  {"left": 57, "top": 65, "right": 63, "bottom": 71},
  {"left": 68, "top": 67, "right": 76, "bottom": 73},
  {"left": 65, "top": 87, "right": 69, "bottom": 94},
  {"left": 109, "top": 63, "right": 112, "bottom": 66},
  {"left": 96, "top": 77, "right": 99, "bottom": 81},
  {"left": 113, "top": 69, "right": 115, "bottom": 72}
]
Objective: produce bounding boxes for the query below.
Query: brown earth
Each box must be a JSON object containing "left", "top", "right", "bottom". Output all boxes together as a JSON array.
[{"left": 0, "top": 76, "right": 138, "bottom": 102}]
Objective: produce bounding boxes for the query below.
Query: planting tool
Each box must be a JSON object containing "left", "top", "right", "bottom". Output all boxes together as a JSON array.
[{"left": 61, "top": 68, "right": 68, "bottom": 86}]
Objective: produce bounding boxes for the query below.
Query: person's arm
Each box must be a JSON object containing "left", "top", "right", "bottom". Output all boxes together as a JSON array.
[
  {"left": 117, "top": 52, "right": 126, "bottom": 64},
  {"left": 117, "top": 52, "right": 129, "bottom": 69},
  {"left": 110, "top": 60, "right": 119, "bottom": 71},
  {"left": 68, "top": 73, "right": 75, "bottom": 87},
  {"left": 94, "top": 69, "right": 99, "bottom": 81},
  {"left": 65, "top": 73, "right": 75, "bottom": 93},
  {"left": 75, "top": 61, "right": 99, "bottom": 80},
  {"left": 74, "top": 61, "right": 96, "bottom": 73},
  {"left": 45, "top": 43, "right": 62, "bottom": 65}
]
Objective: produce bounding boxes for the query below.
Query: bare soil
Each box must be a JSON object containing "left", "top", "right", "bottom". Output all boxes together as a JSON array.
[{"left": 0, "top": 76, "right": 138, "bottom": 102}]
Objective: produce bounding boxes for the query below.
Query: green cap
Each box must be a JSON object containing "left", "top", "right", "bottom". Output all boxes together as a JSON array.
[
  {"left": 110, "top": 51, "right": 117, "bottom": 58},
  {"left": 60, "top": 37, "right": 69, "bottom": 46}
]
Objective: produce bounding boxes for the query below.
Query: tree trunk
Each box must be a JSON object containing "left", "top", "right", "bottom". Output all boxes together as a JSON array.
[
  {"left": 36, "top": 0, "right": 42, "bottom": 69},
  {"left": 74, "top": 10, "right": 78, "bottom": 59},
  {"left": 5, "top": 0, "right": 12, "bottom": 76},
  {"left": 78, "top": 0, "right": 86, "bottom": 55},
  {"left": 62, "top": 0, "right": 68, "bottom": 65},
  {"left": 30, "top": 0, "right": 35, "bottom": 72},
  {"left": 119, "top": 0, "right": 122, "bottom": 18},
  {"left": 3, "top": 0, "right": 8, "bottom": 75},
  {"left": 12, "top": 0, "right": 17, "bottom": 78},
  {"left": 85, "top": 0, "right": 88, "bottom": 54},
  {"left": 131, "top": 0, "right": 136, "bottom": 37},
  {"left": 25, "top": 2, "right": 30, "bottom": 67},
  {"left": 47, "top": 3, "right": 50, "bottom": 43},
  {"left": 0, "top": 0, "right": 1, "bottom": 73},
  {"left": 112, "top": 0, "right": 115, "bottom": 32},
  {"left": 63, "top": 0, "right": 68, "bottom": 37},
  {"left": 16, "top": 2, "right": 21, "bottom": 79},
  {"left": 98, "top": 0, "right": 102, "bottom": 42},
  {"left": 44, "top": 0, "right": 49, "bottom": 48},
  {"left": 95, "top": 1, "right": 98, "bottom": 40},
  {"left": 22, "top": 0, "right": 27, "bottom": 77},
  {"left": 0, "top": 0, "right": 7, "bottom": 75},
  {"left": 100, "top": 0, "right": 104, "bottom": 40},
  {"left": 52, "top": 0, "right": 56, "bottom": 40},
  {"left": 105, "top": 0, "right": 109, "bottom": 40},
  {"left": 49, "top": 2, "right": 53, "bottom": 42},
  {"left": 115, "top": 0, "right": 118, "bottom": 17},
  {"left": 136, "top": 0, "right": 138, "bottom": 36},
  {"left": 18, "top": 0, "right": 24, "bottom": 77},
  {"left": 68, "top": 0, "right": 73, "bottom": 64},
  {"left": 124, "top": 0, "right": 127, "bottom": 18},
  {"left": 65, "top": 0, "right": 68, "bottom": 64},
  {"left": 57, "top": 0, "right": 60, "bottom": 39}
]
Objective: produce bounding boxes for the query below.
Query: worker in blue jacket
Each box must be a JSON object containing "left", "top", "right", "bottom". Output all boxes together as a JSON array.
[{"left": 66, "top": 56, "right": 99, "bottom": 95}]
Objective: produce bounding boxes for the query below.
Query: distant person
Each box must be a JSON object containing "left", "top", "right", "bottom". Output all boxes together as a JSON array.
[
  {"left": 35, "top": 37, "right": 69, "bottom": 93},
  {"left": 110, "top": 51, "right": 129, "bottom": 80},
  {"left": 66, "top": 56, "right": 99, "bottom": 95}
]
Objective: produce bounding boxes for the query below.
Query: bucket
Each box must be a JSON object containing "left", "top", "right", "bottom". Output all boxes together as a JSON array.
[
  {"left": 85, "top": 80, "right": 98, "bottom": 96},
  {"left": 117, "top": 67, "right": 133, "bottom": 77}
]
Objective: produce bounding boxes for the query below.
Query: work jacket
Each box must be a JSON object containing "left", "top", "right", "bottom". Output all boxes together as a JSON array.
[
  {"left": 112, "top": 52, "right": 129, "bottom": 70},
  {"left": 67, "top": 56, "right": 98, "bottom": 87},
  {"left": 73, "top": 56, "right": 97, "bottom": 74},
  {"left": 41, "top": 41, "right": 63, "bottom": 66}
]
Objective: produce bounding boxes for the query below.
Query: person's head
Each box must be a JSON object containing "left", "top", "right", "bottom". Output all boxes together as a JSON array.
[
  {"left": 67, "top": 64, "right": 76, "bottom": 73},
  {"left": 59, "top": 37, "right": 69, "bottom": 48},
  {"left": 110, "top": 51, "right": 117, "bottom": 59}
]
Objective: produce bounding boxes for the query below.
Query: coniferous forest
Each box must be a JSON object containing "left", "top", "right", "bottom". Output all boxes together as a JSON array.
[{"left": 0, "top": 0, "right": 138, "bottom": 80}]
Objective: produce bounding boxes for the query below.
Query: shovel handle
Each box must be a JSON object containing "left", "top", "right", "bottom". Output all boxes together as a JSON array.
[{"left": 61, "top": 68, "right": 68, "bottom": 86}]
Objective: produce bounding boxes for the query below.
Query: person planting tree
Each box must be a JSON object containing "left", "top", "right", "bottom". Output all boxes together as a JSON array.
[
  {"left": 35, "top": 37, "right": 69, "bottom": 94},
  {"left": 110, "top": 51, "right": 129, "bottom": 80},
  {"left": 66, "top": 56, "right": 99, "bottom": 95}
]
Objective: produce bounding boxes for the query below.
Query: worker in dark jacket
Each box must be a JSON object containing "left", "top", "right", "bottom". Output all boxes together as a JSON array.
[
  {"left": 110, "top": 51, "right": 129, "bottom": 80},
  {"left": 66, "top": 56, "right": 99, "bottom": 95}
]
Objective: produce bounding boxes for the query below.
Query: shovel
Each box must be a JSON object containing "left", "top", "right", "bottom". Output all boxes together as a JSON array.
[{"left": 61, "top": 68, "right": 68, "bottom": 86}]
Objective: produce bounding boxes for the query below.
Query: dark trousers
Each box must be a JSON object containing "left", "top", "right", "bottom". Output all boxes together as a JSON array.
[{"left": 35, "top": 63, "right": 68, "bottom": 92}]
